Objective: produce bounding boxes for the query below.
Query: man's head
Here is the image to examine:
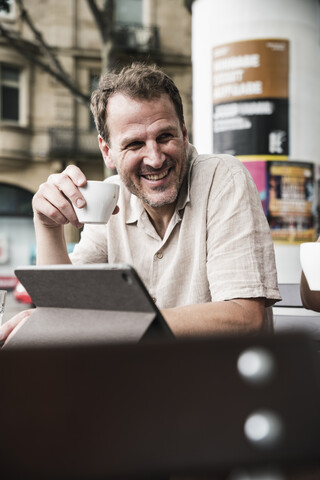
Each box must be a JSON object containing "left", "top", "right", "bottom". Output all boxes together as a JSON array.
[
  {"left": 91, "top": 63, "right": 189, "bottom": 221},
  {"left": 90, "top": 62, "right": 185, "bottom": 144}
]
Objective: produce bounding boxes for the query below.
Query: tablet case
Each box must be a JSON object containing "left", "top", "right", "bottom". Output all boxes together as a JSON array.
[{"left": 8, "top": 264, "right": 174, "bottom": 348}]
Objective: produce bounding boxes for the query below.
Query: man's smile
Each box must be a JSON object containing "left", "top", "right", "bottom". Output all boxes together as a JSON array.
[{"left": 142, "top": 168, "right": 171, "bottom": 181}]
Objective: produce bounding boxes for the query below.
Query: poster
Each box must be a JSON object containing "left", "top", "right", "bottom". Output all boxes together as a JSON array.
[
  {"left": 267, "top": 161, "right": 315, "bottom": 243},
  {"left": 242, "top": 160, "right": 268, "bottom": 214},
  {"left": 212, "top": 39, "right": 289, "bottom": 157},
  {"left": 243, "top": 159, "right": 315, "bottom": 243}
]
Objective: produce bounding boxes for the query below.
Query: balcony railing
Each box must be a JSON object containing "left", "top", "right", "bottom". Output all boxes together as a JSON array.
[
  {"left": 114, "top": 24, "right": 160, "bottom": 53},
  {"left": 49, "top": 128, "right": 100, "bottom": 158}
]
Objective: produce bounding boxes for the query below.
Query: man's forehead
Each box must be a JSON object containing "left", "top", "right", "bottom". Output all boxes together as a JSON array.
[
  {"left": 107, "top": 92, "right": 173, "bottom": 111},
  {"left": 106, "top": 92, "right": 179, "bottom": 140}
]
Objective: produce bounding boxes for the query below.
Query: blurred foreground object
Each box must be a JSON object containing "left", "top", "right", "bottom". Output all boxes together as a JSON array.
[{"left": 0, "top": 333, "right": 319, "bottom": 479}]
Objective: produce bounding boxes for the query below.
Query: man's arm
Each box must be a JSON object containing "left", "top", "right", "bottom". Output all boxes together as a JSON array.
[
  {"left": 161, "top": 297, "right": 265, "bottom": 336},
  {"left": 0, "top": 298, "right": 264, "bottom": 346},
  {"left": 33, "top": 218, "right": 71, "bottom": 265},
  {"left": 300, "top": 271, "right": 320, "bottom": 312},
  {"left": 300, "top": 236, "right": 320, "bottom": 312},
  {"left": 32, "top": 165, "right": 87, "bottom": 265}
]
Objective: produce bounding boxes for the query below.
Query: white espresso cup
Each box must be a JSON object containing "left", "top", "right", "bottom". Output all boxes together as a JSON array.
[
  {"left": 300, "top": 242, "right": 320, "bottom": 290},
  {"left": 74, "top": 181, "right": 119, "bottom": 224}
]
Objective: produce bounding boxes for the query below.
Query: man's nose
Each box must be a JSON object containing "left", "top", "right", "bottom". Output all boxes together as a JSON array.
[{"left": 143, "top": 142, "right": 165, "bottom": 168}]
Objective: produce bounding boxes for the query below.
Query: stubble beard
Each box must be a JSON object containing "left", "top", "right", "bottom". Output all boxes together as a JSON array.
[{"left": 120, "top": 151, "right": 187, "bottom": 208}]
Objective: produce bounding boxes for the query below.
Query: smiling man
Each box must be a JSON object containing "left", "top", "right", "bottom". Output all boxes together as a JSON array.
[
  {"left": 8, "top": 63, "right": 280, "bottom": 340},
  {"left": 98, "top": 92, "right": 188, "bottom": 238}
]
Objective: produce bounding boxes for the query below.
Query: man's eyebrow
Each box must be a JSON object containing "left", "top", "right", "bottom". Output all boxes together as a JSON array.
[
  {"left": 159, "top": 123, "right": 178, "bottom": 131},
  {"left": 155, "top": 124, "right": 179, "bottom": 136},
  {"left": 120, "top": 135, "right": 143, "bottom": 147}
]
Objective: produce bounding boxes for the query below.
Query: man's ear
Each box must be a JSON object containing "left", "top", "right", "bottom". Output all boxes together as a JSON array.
[
  {"left": 182, "top": 124, "right": 189, "bottom": 148},
  {"left": 98, "top": 135, "right": 116, "bottom": 170}
]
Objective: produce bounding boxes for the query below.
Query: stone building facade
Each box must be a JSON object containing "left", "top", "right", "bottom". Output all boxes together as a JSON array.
[{"left": 0, "top": 0, "right": 192, "bottom": 279}]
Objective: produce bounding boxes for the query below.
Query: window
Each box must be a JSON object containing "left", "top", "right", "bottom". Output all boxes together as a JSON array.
[
  {"left": 115, "top": 0, "right": 142, "bottom": 25},
  {"left": 0, "top": 0, "right": 16, "bottom": 19},
  {"left": 0, "top": 183, "right": 33, "bottom": 217},
  {"left": 0, "top": 64, "right": 20, "bottom": 122}
]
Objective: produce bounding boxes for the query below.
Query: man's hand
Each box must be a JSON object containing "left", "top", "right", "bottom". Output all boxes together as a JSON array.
[
  {"left": 0, "top": 309, "right": 34, "bottom": 347},
  {"left": 32, "top": 164, "right": 120, "bottom": 265},
  {"left": 32, "top": 165, "right": 88, "bottom": 230}
]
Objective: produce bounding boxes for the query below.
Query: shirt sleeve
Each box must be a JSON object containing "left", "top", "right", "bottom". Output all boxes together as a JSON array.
[
  {"left": 69, "top": 224, "right": 108, "bottom": 264},
  {"left": 206, "top": 156, "right": 281, "bottom": 307}
]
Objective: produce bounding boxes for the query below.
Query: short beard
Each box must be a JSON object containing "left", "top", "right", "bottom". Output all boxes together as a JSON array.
[{"left": 121, "top": 159, "right": 187, "bottom": 209}]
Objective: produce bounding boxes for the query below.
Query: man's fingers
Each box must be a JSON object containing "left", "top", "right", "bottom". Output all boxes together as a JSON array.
[
  {"left": 0, "top": 309, "right": 34, "bottom": 346},
  {"left": 33, "top": 183, "right": 79, "bottom": 227},
  {"left": 4, "top": 315, "right": 31, "bottom": 346},
  {"left": 64, "top": 165, "right": 87, "bottom": 187},
  {"left": 47, "top": 171, "right": 86, "bottom": 210},
  {"left": 33, "top": 168, "right": 88, "bottom": 228}
]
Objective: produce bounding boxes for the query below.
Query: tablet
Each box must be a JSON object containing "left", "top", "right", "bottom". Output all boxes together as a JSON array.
[{"left": 8, "top": 264, "right": 174, "bottom": 348}]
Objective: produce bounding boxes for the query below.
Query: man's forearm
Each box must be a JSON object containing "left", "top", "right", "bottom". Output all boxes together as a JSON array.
[
  {"left": 300, "top": 272, "right": 320, "bottom": 312},
  {"left": 34, "top": 218, "right": 71, "bottom": 265},
  {"left": 161, "top": 298, "right": 265, "bottom": 337}
]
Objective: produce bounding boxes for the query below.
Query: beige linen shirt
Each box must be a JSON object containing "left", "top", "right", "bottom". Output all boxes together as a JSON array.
[{"left": 70, "top": 144, "right": 281, "bottom": 311}]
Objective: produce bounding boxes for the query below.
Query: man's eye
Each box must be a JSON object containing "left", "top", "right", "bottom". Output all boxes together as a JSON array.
[
  {"left": 126, "top": 141, "right": 143, "bottom": 150},
  {"left": 158, "top": 133, "right": 173, "bottom": 142}
]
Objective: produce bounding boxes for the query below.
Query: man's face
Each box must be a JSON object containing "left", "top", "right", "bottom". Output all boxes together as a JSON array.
[{"left": 99, "top": 93, "right": 189, "bottom": 212}]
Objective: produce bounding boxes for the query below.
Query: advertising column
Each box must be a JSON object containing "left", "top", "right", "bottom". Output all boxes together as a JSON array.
[{"left": 212, "top": 38, "right": 315, "bottom": 244}]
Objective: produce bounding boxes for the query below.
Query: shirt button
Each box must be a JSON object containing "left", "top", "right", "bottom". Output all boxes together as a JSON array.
[
  {"left": 152, "top": 297, "right": 157, "bottom": 303},
  {"left": 156, "top": 251, "right": 163, "bottom": 259}
]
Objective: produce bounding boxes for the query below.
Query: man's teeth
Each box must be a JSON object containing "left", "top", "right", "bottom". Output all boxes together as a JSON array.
[{"left": 144, "top": 169, "right": 169, "bottom": 181}]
